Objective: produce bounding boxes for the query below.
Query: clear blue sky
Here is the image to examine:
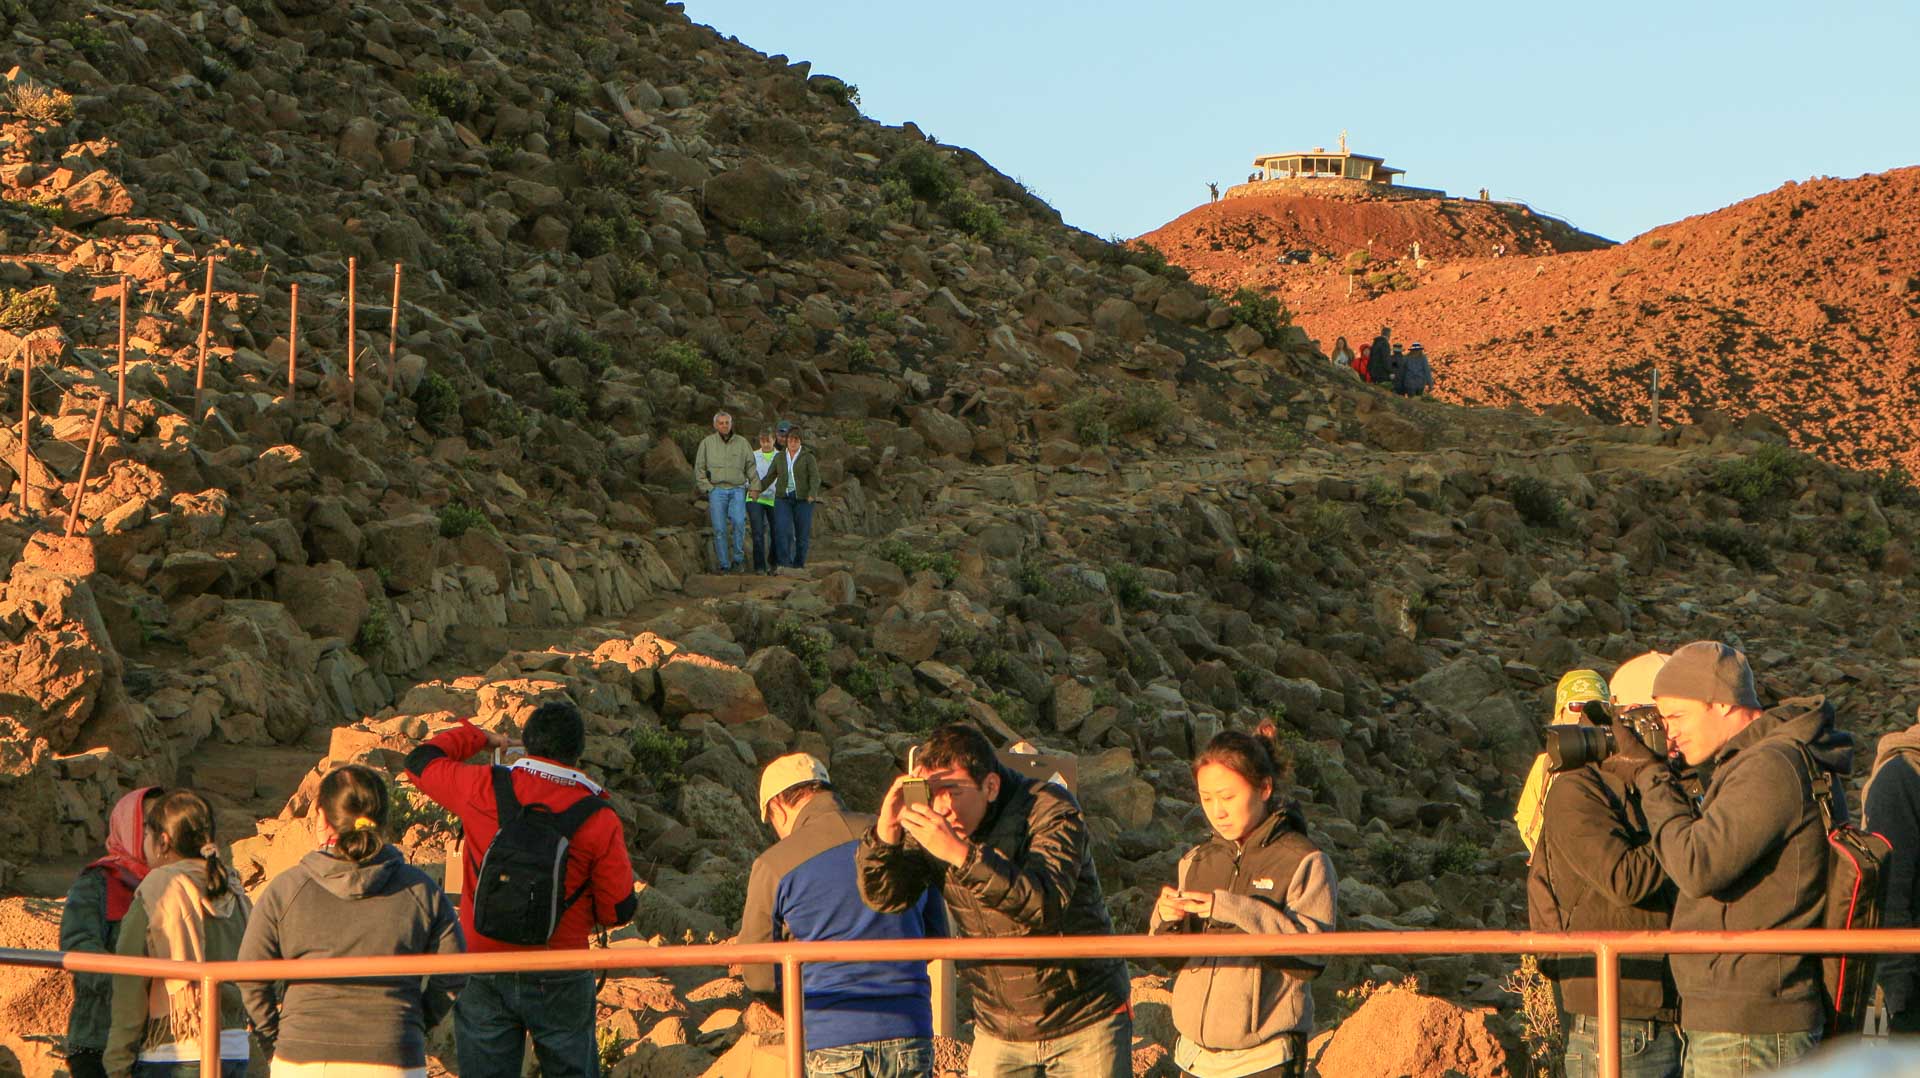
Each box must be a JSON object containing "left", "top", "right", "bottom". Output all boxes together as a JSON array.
[{"left": 680, "top": 1, "right": 1918, "bottom": 243}]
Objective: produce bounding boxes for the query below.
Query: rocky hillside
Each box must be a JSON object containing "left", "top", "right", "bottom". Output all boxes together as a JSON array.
[
  {"left": 1150, "top": 167, "right": 1920, "bottom": 474},
  {"left": 3, "top": 1, "right": 1920, "bottom": 1076}
]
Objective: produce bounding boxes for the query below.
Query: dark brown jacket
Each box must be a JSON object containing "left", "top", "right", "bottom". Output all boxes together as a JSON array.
[
  {"left": 855, "top": 763, "right": 1129, "bottom": 1042},
  {"left": 1527, "top": 764, "right": 1679, "bottom": 1020}
]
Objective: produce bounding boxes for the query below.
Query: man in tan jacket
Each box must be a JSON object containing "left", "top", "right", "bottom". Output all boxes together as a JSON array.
[{"left": 693, "top": 410, "right": 754, "bottom": 573}]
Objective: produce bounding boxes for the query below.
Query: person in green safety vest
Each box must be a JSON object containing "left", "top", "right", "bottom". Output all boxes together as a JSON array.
[{"left": 748, "top": 423, "right": 785, "bottom": 576}]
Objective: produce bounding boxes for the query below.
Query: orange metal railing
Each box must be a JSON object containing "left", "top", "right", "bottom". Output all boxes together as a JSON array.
[{"left": 9, "top": 928, "right": 1920, "bottom": 1078}]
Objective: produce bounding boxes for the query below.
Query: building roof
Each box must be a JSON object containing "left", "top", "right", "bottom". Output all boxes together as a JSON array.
[{"left": 1251, "top": 149, "right": 1405, "bottom": 178}]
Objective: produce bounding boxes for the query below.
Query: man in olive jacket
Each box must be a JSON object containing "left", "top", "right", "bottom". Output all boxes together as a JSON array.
[
  {"left": 755, "top": 425, "right": 821, "bottom": 571},
  {"left": 1614, "top": 641, "right": 1850, "bottom": 1075},
  {"left": 856, "top": 724, "right": 1132, "bottom": 1078},
  {"left": 693, "top": 410, "right": 754, "bottom": 573}
]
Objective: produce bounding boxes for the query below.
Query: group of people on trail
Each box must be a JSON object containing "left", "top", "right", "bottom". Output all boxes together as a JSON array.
[
  {"left": 61, "top": 701, "right": 637, "bottom": 1078},
  {"left": 1328, "top": 326, "right": 1433, "bottom": 396},
  {"left": 694, "top": 410, "right": 821, "bottom": 576},
  {"left": 61, "top": 636, "right": 1920, "bottom": 1078}
]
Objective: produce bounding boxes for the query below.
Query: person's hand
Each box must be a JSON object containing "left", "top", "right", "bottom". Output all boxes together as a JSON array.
[
  {"left": 876, "top": 774, "right": 913, "bottom": 845},
  {"left": 1173, "top": 890, "right": 1215, "bottom": 921},
  {"left": 1155, "top": 886, "right": 1189, "bottom": 926},
  {"left": 477, "top": 727, "right": 515, "bottom": 750},
  {"left": 900, "top": 804, "right": 970, "bottom": 866},
  {"left": 1610, "top": 716, "right": 1659, "bottom": 767}
]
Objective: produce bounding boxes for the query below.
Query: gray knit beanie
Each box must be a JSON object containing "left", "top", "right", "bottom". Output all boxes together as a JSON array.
[{"left": 1650, "top": 641, "right": 1762, "bottom": 709}]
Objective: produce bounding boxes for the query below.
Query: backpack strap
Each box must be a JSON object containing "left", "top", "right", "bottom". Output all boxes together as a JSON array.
[
  {"left": 1794, "top": 742, "right": 1839, "bottom": 833},
  {"left": 552, "top": 795, "right": 611, "bottom": 917},
  {"left": 489, "top": 765, "right": 522, "bottom": 824}
]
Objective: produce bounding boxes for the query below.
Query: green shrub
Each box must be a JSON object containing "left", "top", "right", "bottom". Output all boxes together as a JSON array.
[
  {"left": 57, "top": 20, "right": 110, "bottom": 62},
  {"left": 1226, "top": 287, "right": 1291, "bottom": 346},
  {"left": 886, "top": 146, "right": 958, "bottom": 203},
  {"left": 2, "top": 82, "right": 74, "bottom": 124},
  {"left": 705, "top": 871, "right": 749, "bottom": 926},
  {"left": 488, "top": 397, "right": 529, "bottom": 439},
  {"left": 437, "top": 501, "right": 490, "bottom": 539},
  {"left": 630, "top": 725, "right": 693, "bottom": 794},
  {"left": 610, "top": 257, "right": 655, "bottom": 301},
  {"left": 570, "top": 216, "right": 619, "bottom": 258},
  {"left": 1105, "top": 563, "right": 1150, "bottom": 610},
  {"left": 1699, "top": 523, "right": 1772, "bottom": 568},
  {"left": 552, "top": 325, "right": 614, "bottom": 375},
  {"left": 1839, "top": 511, "right": 1892, "bottom": 562},
  {"left": 1709, "top": 443, "right": 1807, "bottom": 510},
  {"left": 1874, "top": 464, "right": 1920, "bottom": 510},
  {"left": 844, "top": 658, "right": 889, "bottom": 701},
  {"left": 1062, "top": 394, "right": 1113, "bottom": 446},
  {"left": 670, "top": 424, "right": 708, "bottom": 461},
  {"left": 0, "top": 285, "right": 59, "bottom": 330},
  {"left": 1343, "top": 249, "right": 1371, "bottom": 271},
  {"left": 353, "top": 607, "right": 392, "bottom": 654},
  {"left": 550, "top": 387, "right": 588, "bottom": 421},
  {"left": 412, "top": 373, "right": 459, "bottom": 434},
  {"left": 1112, "top": 385, "right": 1175, "bottom": 436},
  {"left": 1432, "top": 840, "right": 1481, "bottom": 876},
  {"left": 1507, "top": 475, "right": 1569, "bottom": 529},
  {"left": 388, "top": 787, "right": 455, "bottom": 837},
  {"left": 575, "top": 147, "right": 631, "bottom": 185},
  {"left": 1299, "top": 501, "right": 1357, "bottom": 542},
  {"left": 649, "top": 341, "right": 714, "bottom": 387},
  {"left": 875, "top": 537, "right": 957, "bottom": 581},
  {"left": 775, "top": 617, "right": 832, "bottom": 693},
  {"left": 1361, "top": 477, "right": 1405, "bottom": 511},
  {"left": 1364, "top": 835, "right": 1427, "bottom": 886},
  {"left": 944, "top": 190, "right": 1003, "bottom": 240},
  {"left": 415, "top": 70, "right": 477, "bottom": 120}
]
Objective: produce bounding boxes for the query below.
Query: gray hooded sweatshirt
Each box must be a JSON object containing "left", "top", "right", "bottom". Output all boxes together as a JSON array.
[
  {"left": 1634, "top": 697, "right": 1853, "bottom": 1034},
  {"left": 238, "top": 845, "right": 465, "bottom": 1067}
]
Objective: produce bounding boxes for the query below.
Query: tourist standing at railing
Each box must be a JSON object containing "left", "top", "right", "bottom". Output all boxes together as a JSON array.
[
  {"left": 1862, "top": 710, "right": 1920, "bottom": 1033},
  {"left": 1151, "top": 721, "right": 1337, "bottom": 1078},
  {"left": 857, "top": 724, "right": 1134, "bottom": 1078},
  {"left": 102, "top": 790, "right": 252, "bottom": 1078},
  {"left": 1612, "top": 642, "right": 1849, "bottom": 1075},
  {"left": 238, "top": 765, "right": 466, "bottom": 1078},
  {"left": 739, "top": 753, "right": 948, "bottom": 1078},
  {"left": 60, "top": 786, "right": 163, "bottom": 1078},
  {"left": 404, "top": 701, "right": 639, "bottom": 1078},
  {"left": 1527, "top": 655, "right": 1681, "bottom": 1078}
]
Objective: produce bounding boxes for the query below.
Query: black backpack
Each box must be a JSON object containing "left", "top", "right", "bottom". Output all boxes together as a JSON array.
[
  {"left": 471, "top": 766, "right": 608, "bottom": 947},
  {"left": 1797, "top": 743, "right": 1895, "bottom": 1034}
]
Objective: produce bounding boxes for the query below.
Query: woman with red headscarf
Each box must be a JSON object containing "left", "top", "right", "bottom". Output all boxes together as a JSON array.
[{"left": 60, "top": 787, "right": 162, "bottom": 1078}]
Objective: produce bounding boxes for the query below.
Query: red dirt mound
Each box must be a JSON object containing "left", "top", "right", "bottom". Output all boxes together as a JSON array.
[
  {"left": 1158, "top": 167, "right": 1920, "bottom": 473},
  {"left": 1139, "top": 191, "right": 1611, "bottom": 293}
]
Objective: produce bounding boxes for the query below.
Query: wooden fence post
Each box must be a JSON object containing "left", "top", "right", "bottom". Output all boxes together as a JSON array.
[
  {"left": 193, "top": 256, "right": 214, "bottom": 420},
  {"left": 345, "top": 256, "right": 357, "bottom": 410},
  {"left": 287, "top": 282, "right": 300, "bottom": 401},
  {"left": 1649, "top": 368, "right": 1661, "bottom": 429},
  {"left": 16, "top": 348, "right": 29, "bottom": 515},
  {"left": 387, "top": 261, "right": 402, "bottom": 392},
  {"left": 115, "top": 276, "right": 128, "bottom": 428},
  {"left": 65, "top": 398, "right": 106, "bottom": 536}
]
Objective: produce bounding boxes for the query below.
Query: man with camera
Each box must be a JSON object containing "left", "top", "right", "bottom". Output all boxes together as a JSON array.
[
  {"left": 855, "top": 724, "right": 1133, "bottom": 1077},
  {"left": 1605, "top": 641, "right": 1852, "bottom": 1074},
  {"left": 1529, "top": 653, "right": 1680, "bottom": 1078}
]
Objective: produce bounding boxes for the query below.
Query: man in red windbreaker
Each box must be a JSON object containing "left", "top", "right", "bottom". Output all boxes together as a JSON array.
[{"left": 405, "top": 700, "right": 637, "bottom": 1078}]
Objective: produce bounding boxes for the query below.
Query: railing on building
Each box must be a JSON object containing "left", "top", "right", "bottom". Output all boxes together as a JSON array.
[{"left": 6, "top": 928, "right": 1916, "bottom": 1078}]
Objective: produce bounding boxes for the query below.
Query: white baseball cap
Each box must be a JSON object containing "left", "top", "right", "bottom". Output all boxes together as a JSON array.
[{"left": 757, "top": 753, "right": 831, "bottom": 821}]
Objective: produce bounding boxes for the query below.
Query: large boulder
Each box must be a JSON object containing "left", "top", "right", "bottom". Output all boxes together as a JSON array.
[
  {"left": 361, "top": 513, "right": 440, "bottom": 593},
  {"left": 702, "top": 159, "right": 803, "bottom": 233},
  {"left": 274, "top": 560, "right": 368, "bottom": 642},
  {"left": 659, "top": 654, "right": 768, "bottom": 725},
  {"left": 1314, "top": 982, "right": 1516, "bottom": 1078},
  {"left": 744, "top": 646, "right": 811, "bottom": 727}
]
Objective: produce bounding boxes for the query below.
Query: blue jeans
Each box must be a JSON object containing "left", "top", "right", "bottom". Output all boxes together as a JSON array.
[
  {"left": 805, "top": 1035, "right": 933, "bottom": 1078},
  {"left": 776, "top": 495, "right": 814, "bottom": 568},
  {"left": 133, "top": 1063, "right": 248, "bottom": 1078},
  {"left": 708, "top": 485, "right": 747, "bottom": 570},
  {"left": 748, "top": 499, "right": 779, "bottom": 571},
  {"left": 967, "top": 1010, "right": 1131, "bottom": 1077},
  {"left": 1680, "top": 1028, "right": 1818, "bottom": 1078},
  {"left": 1562, "top": 1014, "right": 1681, "bottom": 1078},
  {"left": 455, "top": 969, "right": 598, "bottom": 1078}
]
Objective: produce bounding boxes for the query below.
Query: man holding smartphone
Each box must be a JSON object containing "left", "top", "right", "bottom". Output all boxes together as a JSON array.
[{"left": 856, "top": 724, "right": 1133, "bottom": 1078}]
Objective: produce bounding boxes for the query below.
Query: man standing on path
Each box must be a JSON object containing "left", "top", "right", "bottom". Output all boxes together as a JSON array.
[
  {"left": 1401, "top": 343, "right": 1435, "bottom": 397},
  {"left": 763, "top": 425, "right": 821, "bottom": 573},
  {"left": 694, "top": 410, "right": 754, "bottom": 574},
  {"left": 1208, "top": 181, "right": 1220, "bottom": 203},
  {"left": 856, "top": 724, "right": 1133, "bottom": 1078},
  {"left": 1370, "top": 326, "right": 1391, "bottom": 373},
  {"left": 404, "top": 701, "right": 638, "bottom": 1078},
  {"left": 739, "top": 754, "right": 946, "bottom": 1077},
  {"left": 747, "top": 424, "right": 784, "bottom": 576},
  {"left": 1614, "top": 641, "right": 1850, "bottom": 1075}
]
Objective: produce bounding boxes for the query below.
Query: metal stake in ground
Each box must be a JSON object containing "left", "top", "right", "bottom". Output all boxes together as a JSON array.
[
  {"left": 345, "top": 256, "right": 357, "bottom": 410},
  {"left": 287, "top": 282, "right": 300, "bottom": 402},
  {"left": 115, "top": 276, "right": 128, "bottom": 429},
  {"left": 65, "top": 398, "right": 106, "bottom": 537},
  {"left": 387, "top": 261, "right": 402, "bottom": 392},
  {"left": 16, "top": 348, "right": 29, "bottom": 516},
  {"left": 193, "top": 256, "right": 215, "bottom": 421},
  {"left": 1649, "top": 367, "right": 1662, "bottom": 429}
]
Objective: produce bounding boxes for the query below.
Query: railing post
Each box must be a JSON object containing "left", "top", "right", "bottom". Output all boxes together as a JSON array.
[
  {"left": 200, "top": 973, "right": 221, "bottom": 1078},
  {"left": 115, "top": 275, "right": 127, "bottom": 427},
  {"left": 287, "top": 282, "right": 300, "bottom": 402},
  {"left": 1595, "top": 942, "right": 1620, "bottom": 1078},
  {"left": 16, "top": 346, "right": 29, "bottom": 516},
  {"left": 65, "top": 399, "right": 106, "bottom": 536},
  {"left": 193, "top": 255, "right": 214, "bottom": 421},
  {"left": 782, "top": 954, "right": 806, "bottom": 1077},
  {"left": 387, "top": 262, "right": 402, "bottom": 392},
  {"left": 345, "top": 255, "right": 357, "bottom": 410}
]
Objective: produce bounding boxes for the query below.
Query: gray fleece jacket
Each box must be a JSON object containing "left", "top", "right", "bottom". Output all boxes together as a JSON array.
[
  {"left": 1634, "top": 697, "right": 1853, "bottom": 1034},
  {"left": 1149, "top": 809, "right": 1337, "bottom": 1055},
  {"left": 237, "top": 846, "right": 465, "bottom": 1067}
]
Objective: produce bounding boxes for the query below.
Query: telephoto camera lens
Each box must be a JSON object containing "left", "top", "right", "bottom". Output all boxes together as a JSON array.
[{"left": 1544, "top": 725, "right": 1615, "bottom": 772}]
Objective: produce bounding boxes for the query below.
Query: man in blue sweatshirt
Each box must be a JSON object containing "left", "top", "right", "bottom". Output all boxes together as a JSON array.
[{"left": 738, "top": 754, "right": 947, "bottom": 1077}]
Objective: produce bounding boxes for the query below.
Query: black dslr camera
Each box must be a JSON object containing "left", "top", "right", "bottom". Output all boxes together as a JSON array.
[{"left": 1544, "top": 700, "right": 1668, "bottom": 772}]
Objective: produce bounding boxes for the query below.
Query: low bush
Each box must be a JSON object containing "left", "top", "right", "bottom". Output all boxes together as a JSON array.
[
  {"left": 630, "top": 725, "right": 693, "bottom": 794},
  {"left": 0, "top": 285, "right": 59, "bottom": 330},
  {"left": 886, "top": 146, "right": 958, "bottom": 203},
  {"left": 551, "top": 325, "right": 614, "bottom": 375},
  {"left": 437, "top": 501, "right": 490, "bottom": 539},
  {"left": 943, "top": 190, "right": 1003, "bottom": 240},
  {"left": 775, "top": 617, "right": 832, "bottom": 693},
  {"left": 415, "top": 69, "right": 477, "bottom": 121},
  {"left": 649, "top": 341, "right": 714, "bottom": 387},
  {"left": 1708, "top": 443, "right": 1806, "bottom": 510},
  {"left": 844, "top": 658, "right": 890, "bottom": 702},
  {"left": 2, "top": 82, "right": 74, "bottom": 124},
  {"left": 1112, "top": 385, "right": 1175, "bottom": 436},
  {"left": 1699, "top": 523, "right": 1772, "bottom": 569},
  {"left": 549, "top": 387, "right": 588, "bottom": 421},
  {"left": 353, "top": 607, "right": 392, "bottom": 655},
  {"left": 1506, "top": 475, "right": 1569, "bottom": 529},
  {"left": 1226, "top": 287, "right": 1290, "bottom": 346},
  {"left": 875, "top": 537, "right": 957, "bottom": 581},
  {"left": 1105, "top": 563, "right": 1150, "bottom": 610},
  {"left": 412, "top": 373, "right": 459, "bottom": 434}
]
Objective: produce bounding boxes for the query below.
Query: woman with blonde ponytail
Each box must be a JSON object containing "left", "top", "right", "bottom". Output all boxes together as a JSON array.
[
  {"left": 238, "top": 765, "right": 465, "bottom": 1077},
  {"left": 102, "top": 790, "right": 251, "bottom": 1078}
]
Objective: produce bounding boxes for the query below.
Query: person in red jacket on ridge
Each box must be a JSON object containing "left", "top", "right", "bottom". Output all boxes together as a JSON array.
[{"left": 405, "top": 700, "right": 637, "bottom": 1078}]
